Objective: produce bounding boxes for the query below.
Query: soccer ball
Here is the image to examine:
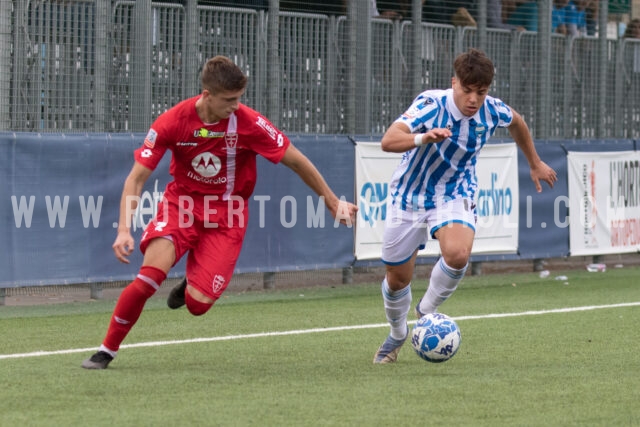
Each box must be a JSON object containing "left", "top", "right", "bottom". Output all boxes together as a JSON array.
[{"left": 411, "top": 312, "right": 461, "bottom": 363}]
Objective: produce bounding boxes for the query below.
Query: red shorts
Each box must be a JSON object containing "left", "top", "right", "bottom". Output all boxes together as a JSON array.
[{"left": 140, "top": 185, "right": 248, "bottom": 301}]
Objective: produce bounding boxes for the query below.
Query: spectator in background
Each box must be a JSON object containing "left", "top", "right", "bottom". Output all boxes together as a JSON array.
[
  {"left": 506, "top": 0, "right": 587, "bottom": 34},
  {"left": 281, "top": 0, "right": 409, "bottom": 18},
  {"left": 280, "top": 0, "right": 346, "bottom": 15},
  {"left": 583, "top": 0, "right": 598, "bottom": 35},
  {"left": 487, "top": 0, "right": 524, "bottom": 30},
  {"left": 422, "top": 0, "right": 477, "bottom": 27},
  {"left": 572, "top": 0, "right": 589, "bottom": 35},
  {"left": 552, "top": 0, "right": 570, "bottom": 35},
  {"left": 573, "top": 0, "right": 595, "bottom": 35},
  {"left": 200, "top": 0, "right": 268, "bottom": 10},
  {"left": 563, "top": 0, "right": 585, "bottom": 36},
  {"left": 375, "top": 0, "right": 409, "bottom": 20},
  {"left": 506, "top": 0, "right": 538, "bottom": 31},
  {"left": 502, "top": 0, "right": 517, "bottom": 22},
  {"left": 623, "top": 18, "right": 640, "bottom": 39}
]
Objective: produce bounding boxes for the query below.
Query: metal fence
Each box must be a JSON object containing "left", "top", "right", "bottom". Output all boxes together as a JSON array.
[{"left": 2, "top": 0, "right": 640, "bottom": 138}]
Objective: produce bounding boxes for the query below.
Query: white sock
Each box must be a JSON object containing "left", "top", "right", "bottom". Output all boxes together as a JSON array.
[
  {"left": 381, "top": 278, "right": 412, "bottom": 340},
  {"left": 419, "top": 258, "right": 467, "bottom": 314},
  {"left": 99, "top": 344, "right": 117, "bottom": 358}
]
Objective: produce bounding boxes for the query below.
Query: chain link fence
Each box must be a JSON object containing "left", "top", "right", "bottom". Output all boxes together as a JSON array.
[{"left": 2, "top": 0, "right": 639, "bottom": 138}]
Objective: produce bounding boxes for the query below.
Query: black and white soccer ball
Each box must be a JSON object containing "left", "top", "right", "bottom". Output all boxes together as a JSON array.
[{"left": 411, "top": 312, "right": 461, "bottom": 363}]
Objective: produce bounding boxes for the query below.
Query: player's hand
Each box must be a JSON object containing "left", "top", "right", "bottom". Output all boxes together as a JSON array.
[
  {"left": 530, "top": 161, "right": 557, "bottom": 192},
  {"left": 333, "top": 199, "right": 358, "bottom": 227},
  {"left": 113, "top": 231, "right": 135, "bottom": 264},
  {"left": 423, "top": 128, "right": 452, "bottom": 144}
]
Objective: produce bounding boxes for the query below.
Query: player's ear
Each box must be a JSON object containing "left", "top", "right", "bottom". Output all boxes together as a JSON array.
[{"left": 451, "top": 77, "right": 456, "bottom": 89}]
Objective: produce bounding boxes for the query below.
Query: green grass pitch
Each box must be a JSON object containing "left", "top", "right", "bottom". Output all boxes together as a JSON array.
[{"left": 1, "top": 267, "right": 639, "bottom": 426}]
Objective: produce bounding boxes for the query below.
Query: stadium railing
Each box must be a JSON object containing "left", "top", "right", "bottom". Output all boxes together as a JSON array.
[{"left": 2, "top": 1, "right": 639, "bottom": 139}]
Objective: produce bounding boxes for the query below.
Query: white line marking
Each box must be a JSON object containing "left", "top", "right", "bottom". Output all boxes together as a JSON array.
[{"left": 2, "top": 301, "right": 639, "bottom": 360}]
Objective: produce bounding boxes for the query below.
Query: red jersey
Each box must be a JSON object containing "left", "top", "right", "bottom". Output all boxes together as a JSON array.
[{"left": 134, "top": 96, "right": 290, "bottom": 200}]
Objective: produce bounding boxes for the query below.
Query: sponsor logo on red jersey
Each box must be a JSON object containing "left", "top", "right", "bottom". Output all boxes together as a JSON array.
[
  {"left": 191, "top": 152, "right": 222, "bottom": 177},
  {"left": 193, "top": 128, "right": 225, "bottom": 138},
  {"left": 256, "top": 116, "right": 277, "bottom": 140}
]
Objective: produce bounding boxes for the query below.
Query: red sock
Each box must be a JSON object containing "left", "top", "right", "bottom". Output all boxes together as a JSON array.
[
  {"left": 185, "top": 288, "right": 213, "bottom": 316},
  {"left": 102, "top": 266, "right": 166, "bottom": 352}
]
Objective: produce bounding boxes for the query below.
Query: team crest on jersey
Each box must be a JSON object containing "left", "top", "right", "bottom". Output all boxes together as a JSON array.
[
  {"left": 144, "top": 129, "right": 157, "bottom": 148},
  {"left": 475, "top": 124, "right": 486, "bottom": 136},
  {"left": 193, "top": 128, "right": 225, "bottom": 138},
  {"left": 225, "top": 132, "right": 238, "bottom": 148}
]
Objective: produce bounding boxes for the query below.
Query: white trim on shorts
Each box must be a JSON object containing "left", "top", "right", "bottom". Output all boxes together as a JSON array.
[{"left": 381, "top": 198, "right": 476, "bottom": 265}]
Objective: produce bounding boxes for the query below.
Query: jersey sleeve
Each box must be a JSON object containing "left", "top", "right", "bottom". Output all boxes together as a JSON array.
[
  {"left": 394, "top": 92, "right": 442, "bottom": 133},
  {"left": 133, "top": 122, "right": 170, "bottom": 170},
  {"left": 246, "top": 113, "right": 291, "bottom": 163},
  {"left": 489, "top": 97, "right": 513, "bottom": 128}
]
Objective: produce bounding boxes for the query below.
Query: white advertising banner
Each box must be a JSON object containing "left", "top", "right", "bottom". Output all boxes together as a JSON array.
[
  {"left": 567, "top": 151, "right": 640, "bottom": 256},
  {"left": 355, "top": 142, "right": 519, "bottom": 260}
]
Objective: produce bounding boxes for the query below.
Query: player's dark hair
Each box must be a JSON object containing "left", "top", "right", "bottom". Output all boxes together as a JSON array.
[
  {"left": 453, "top": 48, "right": 494, "bottom": 88},
  {"left": 201, "top": 56, "right": 248, "bottom": 94}
]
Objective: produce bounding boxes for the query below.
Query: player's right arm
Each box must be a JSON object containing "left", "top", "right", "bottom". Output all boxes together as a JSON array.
[
  {"left": 113, "top": 161, "right": 154, "bottom": 264},
  {"left": 381, "top": 122, "right": 451, "bottom": 153}
]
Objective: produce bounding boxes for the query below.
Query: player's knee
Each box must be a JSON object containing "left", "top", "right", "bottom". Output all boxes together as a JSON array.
[
  {"left": 184, "top": 287, "right": 213, "bottom": 316},
  {"left": 442, "top": 251, "right": 470, "bottom": 270},
  {"left": 385, "top": 270, "right": 412, "bottom": 290}
]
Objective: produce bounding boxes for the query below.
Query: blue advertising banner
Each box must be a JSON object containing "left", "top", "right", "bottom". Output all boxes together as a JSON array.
[
  {"left": 1, "top": 133, "right": 173, "bottom": 286},
  {"left": 1, "top": 132, "right": 636, "bottom": 287},
  {"left": 0, "top": 132, "right": 356, "bottom": 287}
]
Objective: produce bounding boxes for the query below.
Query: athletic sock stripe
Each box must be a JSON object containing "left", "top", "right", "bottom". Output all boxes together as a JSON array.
[
  {"left": 382, "top": 284, "right": 411, "bottom": 301},
  {"left": 136, "top": 274, "right": 160, "bottom": 290},
  {"left": 439, "top": 258, "right": 467, "bottom": 279}
]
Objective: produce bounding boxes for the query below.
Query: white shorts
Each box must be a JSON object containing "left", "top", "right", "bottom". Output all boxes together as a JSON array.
[{"left": 381, "top": 198, "right": 477, "bottom": 265}]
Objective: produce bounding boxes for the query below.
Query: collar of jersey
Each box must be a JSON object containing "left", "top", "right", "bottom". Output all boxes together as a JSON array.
[{"left": 446, "top": 88, "right": 482, "bottom": 123}]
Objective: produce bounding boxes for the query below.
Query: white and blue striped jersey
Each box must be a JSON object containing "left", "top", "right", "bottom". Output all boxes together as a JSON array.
[{"left": 390, "top": 88, "right": 513, "bottom": 211}]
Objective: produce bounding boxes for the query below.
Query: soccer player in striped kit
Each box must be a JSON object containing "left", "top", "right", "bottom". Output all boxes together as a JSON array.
[
  {"left": 373, "top": 49, "right": 557, "bottom": 364},
  {"left": 82, "top": 56, "right": 358, "bottom": 369}
]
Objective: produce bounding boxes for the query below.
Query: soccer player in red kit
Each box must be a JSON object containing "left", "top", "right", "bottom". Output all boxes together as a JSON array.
[{"left": 82, "top": 56, "right": 358, "bottom": 369}]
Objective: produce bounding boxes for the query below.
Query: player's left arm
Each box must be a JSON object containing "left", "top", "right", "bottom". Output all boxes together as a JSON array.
[
  {"left": 280, "top": 144, "right": 358, "bottom": 226},
  {"left": 508, "top": 109, "right": 558, "bottom": 192}
]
